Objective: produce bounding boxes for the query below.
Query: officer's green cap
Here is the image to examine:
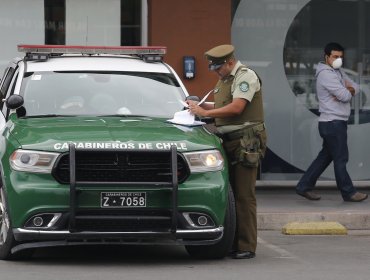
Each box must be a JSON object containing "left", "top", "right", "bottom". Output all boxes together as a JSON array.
[{"left": 205, "top": 44, "right": 235, "bottom": 70}]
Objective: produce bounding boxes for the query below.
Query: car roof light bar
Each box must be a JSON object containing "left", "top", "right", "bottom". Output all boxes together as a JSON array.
[{"left": 18, "top": 44, "right": 167, "bottom": 56}]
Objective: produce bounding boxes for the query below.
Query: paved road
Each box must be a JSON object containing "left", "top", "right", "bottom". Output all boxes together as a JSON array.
[{"left": 1, "top": 230, "right": 370, "bottom": 280}]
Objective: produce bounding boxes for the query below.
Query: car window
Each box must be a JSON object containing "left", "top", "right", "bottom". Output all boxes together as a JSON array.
[
  {"left": 20, "top": 71, "right": 186, "bottom": 118},
  {"left": 1, "top": 69, "right": 18, "bottom": 117},
  {"left": 0, "top": 67, "right": 15, "bottom": 109}
]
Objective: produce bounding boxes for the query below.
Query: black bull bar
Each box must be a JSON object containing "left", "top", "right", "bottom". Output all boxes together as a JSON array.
[{"left": 68, "top": 143, "right": 179, "bottom": 234}]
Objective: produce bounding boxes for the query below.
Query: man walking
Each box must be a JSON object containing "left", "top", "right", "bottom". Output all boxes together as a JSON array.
[{"left": 296, "top": 42, "right": 368, "bottom": 202}]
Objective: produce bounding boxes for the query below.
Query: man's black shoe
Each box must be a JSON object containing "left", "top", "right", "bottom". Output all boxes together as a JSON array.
[
  {"left": 232, "top": 251, "right": 256, "bottom": 259},
  {"left": 296, "top": 191, "right": 321, "bottom": 201}
]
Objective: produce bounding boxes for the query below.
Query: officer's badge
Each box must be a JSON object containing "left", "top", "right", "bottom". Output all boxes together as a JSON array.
[{"left": 239, "top": 82, "right": 249, "bottom": 92}]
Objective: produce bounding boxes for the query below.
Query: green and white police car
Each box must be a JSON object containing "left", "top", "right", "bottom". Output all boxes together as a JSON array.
[{"left": 0, "top": 45, "right": 235, "bottom": 260}]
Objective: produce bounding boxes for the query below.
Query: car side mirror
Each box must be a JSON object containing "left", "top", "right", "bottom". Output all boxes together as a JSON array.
[{"left": 5, "top": 95, "right": 24, "bottom": 109}]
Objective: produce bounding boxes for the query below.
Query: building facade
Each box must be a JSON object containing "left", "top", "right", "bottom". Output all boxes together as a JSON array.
[{"left": 1, "top": 0, "right": 370, "bottom": 182}]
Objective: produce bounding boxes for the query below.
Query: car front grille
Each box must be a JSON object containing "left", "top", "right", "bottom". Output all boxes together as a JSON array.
[
  {"left": 74, "top": 209, "right": 173, "bottom": 232},
  {"left": 53, "top": 150, "right": 189, "bottom": 184}
]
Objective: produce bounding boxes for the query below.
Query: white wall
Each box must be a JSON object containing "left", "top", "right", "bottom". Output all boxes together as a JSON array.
[
  {"left": 66, "top": 0, "right": 120, "bottom": 45},
  {"left": 0, "top": 0, "right": 44, "bottom": 74}
]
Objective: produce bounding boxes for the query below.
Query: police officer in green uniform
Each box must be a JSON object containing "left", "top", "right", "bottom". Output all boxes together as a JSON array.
[{"left": 188, "top": 44, "right": 267, "bottom": 259}]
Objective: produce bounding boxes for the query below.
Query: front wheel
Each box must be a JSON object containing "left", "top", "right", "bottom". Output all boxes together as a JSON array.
[
  {"left": 0, "top": 188, "right": 33, "bottom": 260},
  {"left": 185, "top": 185, "right": 236, "bottom": 259},
  {"left": 0, "top": 187, "right": 16, "bottom": 260}
]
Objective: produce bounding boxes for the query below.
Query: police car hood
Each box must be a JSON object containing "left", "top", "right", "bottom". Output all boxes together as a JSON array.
[{"left": 11, "top": 116, "right": 219, "bottom": 152}]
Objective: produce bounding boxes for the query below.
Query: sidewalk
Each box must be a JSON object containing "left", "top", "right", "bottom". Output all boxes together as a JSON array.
[{"left": 256, "top": 186, "right": 370, "bottom": 230}]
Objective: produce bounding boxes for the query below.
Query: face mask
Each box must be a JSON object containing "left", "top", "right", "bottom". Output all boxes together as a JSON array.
[{"left": 332, "top": 57, "right": 342, "bottom": 69}]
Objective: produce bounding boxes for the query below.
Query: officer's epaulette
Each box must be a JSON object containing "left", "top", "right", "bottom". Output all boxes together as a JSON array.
[
  {"left": 239, "top": 66, "right": 249, "bottom": 72},
  {"left": 239, "top": 65, "right": 262, "bottom": 86}
]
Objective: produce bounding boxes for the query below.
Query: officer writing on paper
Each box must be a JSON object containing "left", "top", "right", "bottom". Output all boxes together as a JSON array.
[{"left": 188, "top": 44, "right": 267, "bottom": 259}]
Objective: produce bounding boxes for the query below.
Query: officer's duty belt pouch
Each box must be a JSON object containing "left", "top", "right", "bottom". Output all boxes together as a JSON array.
[
  {"left": 239, "top": 123, "right": 266, "bottom": 167},
  {"left": 242, "top": 150, "right": 260, "bottom": 167},
  {"left": 239, "top": 134, "right": 262, "bottom": 168},
  {"left": 223, "top": 123, "right": 266, "bottom": 167}
]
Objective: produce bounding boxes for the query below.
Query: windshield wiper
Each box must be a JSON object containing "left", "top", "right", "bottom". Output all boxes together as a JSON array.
[
  {"left": 24, "top": 114, "right": 76, "bottom": 118},
  {"left": 96, "top": 114, "right": 150, "bottom": 118},
  {"left": 24, "top": 114, "right": 154, "bottom": 118}
]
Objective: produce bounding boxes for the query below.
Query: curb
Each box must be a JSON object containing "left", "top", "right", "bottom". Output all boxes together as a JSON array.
[
  {"left": 256, "top": 180, "right": 370, "bottom": 188},
  {"left": 282, "top": 221, "right": 347, "bottom": 235},
  {"left": 257, "top": 211, "right": 370, "bottom": 230}
]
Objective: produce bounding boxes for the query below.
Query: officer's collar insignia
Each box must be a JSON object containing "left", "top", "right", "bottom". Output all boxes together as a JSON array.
[{"left": 239, "top": 81, "right": 249, "bottom": 92}]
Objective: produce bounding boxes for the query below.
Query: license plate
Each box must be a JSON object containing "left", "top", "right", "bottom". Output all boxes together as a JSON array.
[{"left": 101, "top": 192, "right": 146, "bottom": 208}]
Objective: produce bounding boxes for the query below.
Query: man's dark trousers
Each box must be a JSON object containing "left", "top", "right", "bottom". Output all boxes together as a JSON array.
[{"left": 296, "top": 120, "right": 356, "bottom": 200}]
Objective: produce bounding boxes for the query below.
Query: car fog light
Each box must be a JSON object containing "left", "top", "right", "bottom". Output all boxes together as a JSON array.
[
  {"left": 33, "top": 216, "right": 44, "bottom": 227},
  {"left": 197, "top": 215, "right": 208, "bottom": 226},
  {"left": 182, "top": 212, "right": 215, "bottom": 228},
  {"left": 25, "top": 213, "right": 62, "bottom": 229}
]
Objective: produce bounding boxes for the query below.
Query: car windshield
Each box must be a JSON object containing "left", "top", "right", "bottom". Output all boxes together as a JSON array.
[{"left": 20, "top": 71, "right": 186, "bottom": 118}]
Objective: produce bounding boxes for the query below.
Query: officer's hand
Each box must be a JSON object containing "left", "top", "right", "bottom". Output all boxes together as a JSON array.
[
  {"left": 186, "top": 100, "right": 199, "bottom": 106},
  {"left": 188, "top": 103, "right": 207, "bottom": 117}
]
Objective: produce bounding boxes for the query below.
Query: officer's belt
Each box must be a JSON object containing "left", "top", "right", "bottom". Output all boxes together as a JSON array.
[{"left": 222, "top": 123, "right": 265, "bottom": 141}]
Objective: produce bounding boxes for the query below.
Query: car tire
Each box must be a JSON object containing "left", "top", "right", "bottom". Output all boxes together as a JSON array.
[
  {"left": 0, "top": 188, "right": 33, "bottom": 260},
  {"left": 185, "top": 185, "right": 236, "bottom": 259}
]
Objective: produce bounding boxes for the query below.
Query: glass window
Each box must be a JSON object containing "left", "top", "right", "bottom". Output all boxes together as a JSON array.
[
  {"left": 44, "top": 0, "right": 66, "bottom": 45},
  {"left": 44, "top": 0, "right": 142, "bottom": 46},
  {"left": 21, "top": 71, "right": 185, "bottom": 118},
  {"left": 232, "top": 0, "right": 370, "bottom": 181},
  {"left": 1, "top": 69, "right": 18, "bottom": 117},
  {"left": 284, "top": 0, "right": 370, "bottom": 125},
  {"left": 0, "top": 68, "right": 15, "bottom": 100},
  {"left": 121, "top": 0, "right": 142, "bottom": 45}
]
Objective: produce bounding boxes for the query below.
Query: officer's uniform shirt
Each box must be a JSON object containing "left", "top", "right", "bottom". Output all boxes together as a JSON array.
[{"left": 217, "top": 61, "right": 261, "bottom": 134}]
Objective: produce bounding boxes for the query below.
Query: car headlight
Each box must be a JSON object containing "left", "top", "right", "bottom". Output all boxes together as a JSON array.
[
  {"left": 183, "top": 150, "right": 224, "bottom": 173},
  {"left": 10, "top": 150, "right": 59, "bottom": 173}
]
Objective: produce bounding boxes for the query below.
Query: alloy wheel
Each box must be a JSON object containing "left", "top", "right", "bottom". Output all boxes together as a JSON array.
[{"left": 0, "top": 189, "right": 9, "bottom": 245}]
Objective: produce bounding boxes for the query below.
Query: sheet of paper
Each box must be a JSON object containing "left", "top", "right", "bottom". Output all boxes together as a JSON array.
[
  {"left": 179, "top": 99, "right": 189, "bottom": 108},
  {"left": 167, "top": 110, "right": 205, "bottom": 126},
  {"left": 198, "top": 89, "right": 214, "bottom": 105}
]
